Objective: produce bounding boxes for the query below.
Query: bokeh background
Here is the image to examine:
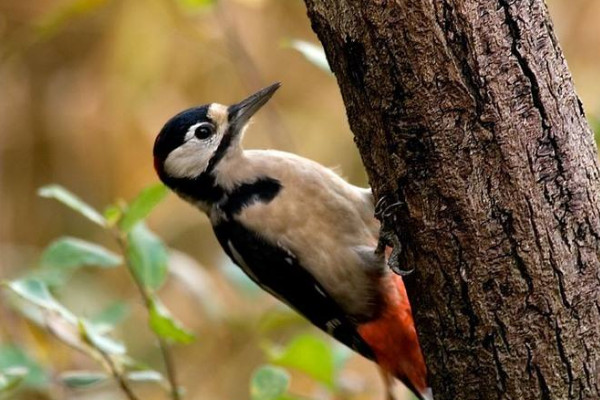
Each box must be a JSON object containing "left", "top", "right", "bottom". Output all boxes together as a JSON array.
[{"left": 0, "top": 1, "right": 599, "bottom": 399}]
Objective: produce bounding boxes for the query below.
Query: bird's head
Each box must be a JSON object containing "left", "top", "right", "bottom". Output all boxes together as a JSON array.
[{"left": 153, "top": 82, "right": 280, "bottom": 182}]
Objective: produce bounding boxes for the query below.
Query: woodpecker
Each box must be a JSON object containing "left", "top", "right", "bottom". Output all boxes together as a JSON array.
[{"left": 153, "top": 83, "right": 431, "bottom": 400}]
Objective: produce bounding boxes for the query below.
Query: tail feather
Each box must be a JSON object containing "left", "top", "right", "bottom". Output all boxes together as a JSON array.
[
  {"left": 421, "top": 387, "right": 434, "bottom": 400},
  {"left": 357, "top": 274, "right": 430, "bottom": 398}
]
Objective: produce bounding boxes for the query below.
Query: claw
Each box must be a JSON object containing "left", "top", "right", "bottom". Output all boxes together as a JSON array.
[
  {"left": 375, "top": 223, "right": 393, "bottom": 255},
  {"left": 382, "top": 201, "right": 404, "bottom": 218},
  {"left": 374, "top": 196, "right": 390, "bottom": 220},
  {"left": 374, "top": 194, "right": 414, "bottom": 275},
  {"left": 389, "top": 245, "right": 414, "bottom": 276},
  {"left": 375, "top": 194, "right": 404, "bottom": 219}
]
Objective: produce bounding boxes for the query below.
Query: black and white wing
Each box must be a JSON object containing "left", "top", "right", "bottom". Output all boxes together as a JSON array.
[{"left": 213, "top": 218, "right": 375, "bottom": 360}]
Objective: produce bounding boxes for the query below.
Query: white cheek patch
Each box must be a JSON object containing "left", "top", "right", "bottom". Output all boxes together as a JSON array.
[{"left": 163, "top": 138, "right": 216, "bottom": 179}]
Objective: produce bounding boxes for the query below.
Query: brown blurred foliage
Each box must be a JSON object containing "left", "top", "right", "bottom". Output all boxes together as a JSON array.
[{"left": 0, "top": 0, "right": 598, "bottom": 399}]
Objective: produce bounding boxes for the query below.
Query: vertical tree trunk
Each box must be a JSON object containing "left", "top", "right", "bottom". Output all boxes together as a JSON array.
[{"left": 302, "top": 0, "right": 600, "bottom": 399}]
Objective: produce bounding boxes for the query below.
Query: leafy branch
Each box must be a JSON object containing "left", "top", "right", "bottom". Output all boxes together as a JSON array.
[{"left": 1, "top": 183, "right": 193, "bottom": 400}]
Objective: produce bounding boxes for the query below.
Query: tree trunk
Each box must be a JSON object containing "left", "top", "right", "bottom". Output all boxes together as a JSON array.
[{"left": 302, "top": 0, "right": 600, "bottom": 399}]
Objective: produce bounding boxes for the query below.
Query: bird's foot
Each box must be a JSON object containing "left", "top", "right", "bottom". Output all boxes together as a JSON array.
[
  {"left": 374, "top": 195, "right": 414, "bottom": 276},
  {"left": 374, "top": 196, "right": 400, "bottom": 254}
]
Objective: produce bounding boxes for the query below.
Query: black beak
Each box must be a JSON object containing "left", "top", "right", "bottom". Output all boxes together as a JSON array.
[{"left": 228, "top": 82, "right": 281, "bottom": 130}]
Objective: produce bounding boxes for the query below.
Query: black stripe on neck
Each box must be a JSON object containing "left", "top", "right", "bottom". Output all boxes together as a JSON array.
[
  {"left": 160, "top": 171, "right": 224, "bottom": 205},
  {"left": 220, "top": 177, "right": 282, "bottom": 216},
  {"left": 206, "top": 129, "right": 234, "bottom": 174}
]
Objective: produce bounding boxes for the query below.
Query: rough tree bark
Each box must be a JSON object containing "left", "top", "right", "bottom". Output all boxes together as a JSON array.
[{"left": 302, "top": 0, "right": 600, "bottom": 399}]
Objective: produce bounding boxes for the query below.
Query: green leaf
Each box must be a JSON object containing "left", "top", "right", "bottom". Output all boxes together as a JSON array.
[
  {"left": 119, "top": 184, "right": 169, "bottom": 232},
  {"left": 284, "top": 39, "right": 331, "bottom": 73},
  {"left": 149, "top": 297, "right": 195, "bottom": 344},
  {"left": 5, "top": 279, "right": 76, "bottom": 324},
  {"left": 103, "top": 205, "right": 123, "bottom": 227},
  {"left": 38, "top": 185, "right": 106, "bottom": 227},
  {"left": 0, "top": 367, "right": 28, "bottom": 393},
  {"left": 41, "top": 236, "right": 123, "bottom": 268},
  {"left": 60, "top": 371, "right": 109, "bottom": 388},
  {"left": 38, "top": 237, "right": 121, "bottom": 284},
  {"left": 127, "top": 370, "right": 163, "bottom": 382},
  {"left": 0, "top": 346, "right": 47, "bottom": 388},
  {"left": 120, "top": 357, "right": 154, "bottom": 372},
  {"left": 90, "top": 302, "right": 130, "bottom": 332},
  {"left": 5, "top": 279, "right": 54, "bottom": 308},
  {"left": 79, "top": 320, "right": 126, "bottom": 355},
  {"left": 127, "top": 223, "right": 169, "bottom": 290},
  {"left": 268, "top": 334, "right": 335, "bottom": 388},
  {"left": 250, "top": 365, "right": 290, "bottom": 400}
]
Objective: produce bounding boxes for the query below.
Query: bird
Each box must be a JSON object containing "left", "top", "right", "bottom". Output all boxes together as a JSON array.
[{"left": 152, "top": 82, "right": 431, "bottom": 400}]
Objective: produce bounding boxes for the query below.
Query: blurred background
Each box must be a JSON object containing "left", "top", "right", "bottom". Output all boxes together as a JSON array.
[{"left": 0, "top": 1, "right": 599, "bottom": 399}]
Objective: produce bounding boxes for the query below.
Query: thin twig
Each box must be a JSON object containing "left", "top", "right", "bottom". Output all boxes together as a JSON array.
[
  {"left": 158, "top": 337, "right": 181, "bottom": 400},
  {"left": 99, "top": 351, "right": 141, "bottom": 400},
  {"left": 113, "top": 232, "right": 181, "bottom": 400},
  {"left": 43, "top": 311, "right": 140, "bottom": 400}
]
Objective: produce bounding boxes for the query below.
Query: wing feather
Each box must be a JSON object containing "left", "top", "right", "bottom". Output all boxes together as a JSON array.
[{"left": 213, "top": 219, "right": 375, "bottom": 360}]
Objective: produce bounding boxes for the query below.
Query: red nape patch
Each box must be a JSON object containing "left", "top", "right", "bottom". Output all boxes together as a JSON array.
[{"left": 357, "top": 275, "right": 428, "bottom": 395}]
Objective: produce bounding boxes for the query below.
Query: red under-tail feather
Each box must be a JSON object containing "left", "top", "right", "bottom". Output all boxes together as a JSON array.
[{"left": 357, "top": 274, "right": 429, "bottom": 398}]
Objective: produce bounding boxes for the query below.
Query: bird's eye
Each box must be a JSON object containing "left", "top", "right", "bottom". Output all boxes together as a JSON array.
[{"left": 194, "top": 124, "right": 214, "bottom": 140}]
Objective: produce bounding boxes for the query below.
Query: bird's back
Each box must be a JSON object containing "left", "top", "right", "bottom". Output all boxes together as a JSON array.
[{"left": 212, "top": 149, "right": 386, "bottom": 320}]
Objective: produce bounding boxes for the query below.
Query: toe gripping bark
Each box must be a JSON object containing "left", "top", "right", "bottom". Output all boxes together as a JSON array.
[{"left": 374, "top": 195, "right": 414, "bottom": 276}]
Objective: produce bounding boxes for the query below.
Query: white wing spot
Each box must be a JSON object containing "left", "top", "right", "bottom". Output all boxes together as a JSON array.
[
  {"left": 277, "top": 241, "right": 295, "bottom": 258},
  {"left": 314, "top": 285, "right": 326, "bottom": 297},
  {"left": 227, "top": 240, "right": 259, "bottom": 282},
  {"left": 285, "top": 257, "right": 293, "bottom": 265},
  {"left": 325, "top": 319, "right": 341, "bottom": 334}
]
